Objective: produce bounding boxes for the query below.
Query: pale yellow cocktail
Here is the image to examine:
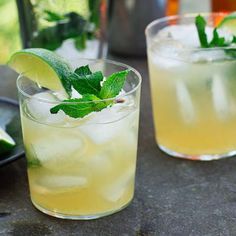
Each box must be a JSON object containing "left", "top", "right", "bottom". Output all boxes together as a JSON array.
[
  {"left": 12, "top": 50, "right": 141, "bottom": 219},
  {"left": 146, "top": 14, "right": 236, "bottom": 160}
]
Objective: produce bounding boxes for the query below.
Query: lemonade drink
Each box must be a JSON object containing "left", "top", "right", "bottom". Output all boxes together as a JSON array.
[
  {"left": 22, "top": 91, "right": 139, "bottom": 218},
  {"left": 14, "top": 55, "right": 141, "bottom": 219},
  {"left": 146, "top": 14, "right": 236, "bottom": 160}
]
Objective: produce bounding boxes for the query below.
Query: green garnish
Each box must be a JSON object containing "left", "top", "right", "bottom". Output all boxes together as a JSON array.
[
  {"left": 70, "top": 65, "right": 103, "bottom": 96},
  {"left": 209, "top": 28, "right": 227, "bottom": 47},
  {"left": 195, "top": 15, "right": 209, "bottom": 48},
  {"left": 50, "top": 67, "right": 130, "bottom": 118},
  {"left": 195, "top": 15, "right": 236, "bottom": 48},
  {"left": 99, "top": 70, "right": 129, "bottom": 99},
  {"left": 43, "top": 10, "right": 66, "bottom": 22}
]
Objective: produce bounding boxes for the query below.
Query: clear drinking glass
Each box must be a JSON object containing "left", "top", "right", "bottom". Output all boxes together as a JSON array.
[
  {"left": 146, "top": 13, "right": 236, "bottom": 161},
  {"left": 17, "top": 59, "right": 141, "bottom": 219}
]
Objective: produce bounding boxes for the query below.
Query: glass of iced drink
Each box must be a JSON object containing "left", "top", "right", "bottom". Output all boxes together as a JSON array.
[
  {"left": 16, "top": 56, "right": 141, "bottom": 219},
  {"left": 146, "top": 13, "right": 236, "bottom": 161},
  {"left": 16, "top": 0, "right": 107, "bottom": 59}
]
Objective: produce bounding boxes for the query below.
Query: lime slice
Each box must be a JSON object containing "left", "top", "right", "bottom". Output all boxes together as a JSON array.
[
  {"left": 8, "top": 48, "right": 73, "bottom": 96},
  {"left": 0, "top": 128, "right": 15, "bottom": 155},
  {"left": 218, "top": 12, "right": 236, "bottom": 35}
]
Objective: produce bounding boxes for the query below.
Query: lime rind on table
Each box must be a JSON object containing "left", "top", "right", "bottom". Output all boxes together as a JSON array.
[
  {"left": 0, "top": 127, "right": 15, "bottom": 156},
  {"left": 8, "top": 48, "right": 73, "bottom": 97}
]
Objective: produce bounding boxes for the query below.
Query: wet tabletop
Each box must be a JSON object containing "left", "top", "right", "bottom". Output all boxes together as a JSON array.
[{"left": 1, "top": 57, "right": 236, "bottom": 236}]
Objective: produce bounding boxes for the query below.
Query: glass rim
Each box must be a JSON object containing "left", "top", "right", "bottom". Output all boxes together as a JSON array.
[
  {"left": 145, "top": 12, "right": 236, "bottom": 51},
  {"left": 16, "top": 58, "right": 142, "bottom": 105}
]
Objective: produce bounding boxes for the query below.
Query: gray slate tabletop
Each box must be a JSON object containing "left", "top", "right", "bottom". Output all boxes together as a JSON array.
[{"left": 1, "top": 56, "right": 236, "bottom": 236}]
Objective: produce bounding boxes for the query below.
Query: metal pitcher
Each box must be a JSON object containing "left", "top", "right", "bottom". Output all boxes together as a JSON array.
[{"left": 108, "top": 0, "right": 166, "bottom": 56}]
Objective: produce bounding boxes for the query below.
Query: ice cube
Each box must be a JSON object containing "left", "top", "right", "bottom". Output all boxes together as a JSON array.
[
  {"left": 34, "top": 175, "right": 87, "bottom": 194},
  {"left": 101, "top": 166, "right": 135, "bottom": 202},
  {"left": 79, "top": 100, "right": 135, "bottom": 144},
  {"left": 191, "top": 49, "right": 227, "bottom": 63},
  {"left": 150, "top": 24, "right": 232, "bottom": 65},
  {"left": 212, "top": 74, "right": 229, "bottom": 120},
  {"left": 27, "top": 92, "right": 66, "bottom": 124},
  {"left": 55, "top": 38, "right": 99, "bottom": 62},
  {"left": 149, "top": 44, "right": 185, "bottom": 69},
  {"left": 156, "top": 24, "right": 214, "bottom": 48},
  {"left": 176, "top": 80, "right": 195, "bottom": 124},
  {"left": 86, "top": 153, "right": 112, "bottom": 174},
  {"left": 31, "top": 131, "right": 86, "bottom": 168}
]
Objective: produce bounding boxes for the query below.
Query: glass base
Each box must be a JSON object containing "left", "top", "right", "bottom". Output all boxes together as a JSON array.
[
  {"left": 159, "top": 145, "right": 236, "bottom": 161},
  {"left": 31, "top": 199, "right": 132, "bottom": 220}
]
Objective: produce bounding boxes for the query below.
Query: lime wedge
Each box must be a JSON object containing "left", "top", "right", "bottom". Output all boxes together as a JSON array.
[
  {"left": 0, "top": 128, "right": 15, "bottom": 155},
  {"left": 218, "top": 12, "right": 236, "bottom": 35},
  {"left": 8, "top": 48, "right": 73, "bottom": 96}
]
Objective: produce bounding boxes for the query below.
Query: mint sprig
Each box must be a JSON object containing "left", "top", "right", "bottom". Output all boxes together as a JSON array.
[
  {"left": 195, "top": 15, "right": 209, "bottom": 48},
  {"left": 50, "top": 66, "right": 130, "bottom": 118},
  {"left": 50, "top": 94, "right": 107, "bottom": 118},
  {"left": 70, "top": 71, "right": 103, "bottom": 96},
  {"left": 195, "top": 15, "right": 236, "bottom": 48},
  {"left": 99, "top": 70, "right": 129, "bottom": 99}
]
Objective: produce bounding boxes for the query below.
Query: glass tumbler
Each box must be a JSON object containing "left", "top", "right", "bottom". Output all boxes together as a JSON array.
[
  {"left": 17, "top": 59, "right": 141, "bottom": 219},
  {"left": 146, "top": 13, "right": 236, "bottom": 161}
]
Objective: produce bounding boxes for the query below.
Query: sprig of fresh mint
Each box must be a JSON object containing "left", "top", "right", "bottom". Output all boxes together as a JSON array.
[
  {"left": 44, "top": 10, "right": 66, "bottom": 22},
  {"left": 195, "top": 15, "right": 209, "bottom": 48},
  {"left": 50, "top": 66, "right": 130, "bottom": 118},
  {"left": 70, "top": 65, "right": 103, "bottom": 97},
  {"left": 195, "top": 15, "right": 236, "bottom": 48}
]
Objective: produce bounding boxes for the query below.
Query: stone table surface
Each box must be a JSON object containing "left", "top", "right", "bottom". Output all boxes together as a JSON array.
[{"left": 1, "top": 56, "right": 236, "bottom": 236}]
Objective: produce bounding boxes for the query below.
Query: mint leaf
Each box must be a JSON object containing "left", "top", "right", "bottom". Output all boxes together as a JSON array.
[
  {"left": 210, "top": 28, "right": 226, "bottom": 47},
  {"left": 195, "top": 15, "right": 236, "bottom": 59},
  {"left": 195, "top": 15, "right": 209, "bottom": 48},
  {"left": 232, "top": 36, "right": 236, "bottom": 44},
  {"left": 50, "top": 94, "right": 107, "bottom": 118},
  {"left": 74, "top": 65, "right": 92, "bottom": 76},
  {"left": 99, "top": 70, "right": 130, "bottom": 99},
  {"left": 225, "top": 48, "right": 236, "bottom": 58},
  {"left": 50, "top": 66, "right": 130, "bottom": 118},
  {"left": 74, "top": 33, "right": 87, "bottom": 50},
  {"left": 70, "top": 70, "right": 103, "bottom": 96},
  {"left": 44, "top": 10, "right": 66, "bottom": 22}
]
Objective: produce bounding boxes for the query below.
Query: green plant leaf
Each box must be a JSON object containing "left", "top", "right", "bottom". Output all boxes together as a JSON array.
[
  {"left": 196, "top": 14, "right": 236, "bottom": 49},
  {"left": 50, "top": 94, "right": 107, "bottom": 118},
  {"left": 195, "top": 15, "right": 209, "bottom": 48},
  {"left": 225, "top": 48, "right": 236, "bottom": 58},
  {"left": 89, "top": 0, "right": 100, "bottom": 28},
  {"left": 70, "top": 70, "right": 103, "bottom": 96},
  {"left": 44, "top": 10, "right": 66, "bottom": 22},
  {"left": 50, "top": 65, "right": 130, "bottom": 119},
  {"left": 75, "top": 33, "right": 87, "bottom": 50},
  {"left": 232, "top": 36, "right": 236, "bottom": 43},
  {"left": 74, "top": 65, "right": 92, "bottom": 76},
  {"left": 99, "top": 70, "right": 130, "bottom": 99},
  {"left": 209, "top": 28, "right": 226, "bottom": 47}
]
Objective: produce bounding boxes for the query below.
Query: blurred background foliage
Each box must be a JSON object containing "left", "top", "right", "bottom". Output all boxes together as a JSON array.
[{"left": 0, "top": 0, "right": 21, "bottom": 64}]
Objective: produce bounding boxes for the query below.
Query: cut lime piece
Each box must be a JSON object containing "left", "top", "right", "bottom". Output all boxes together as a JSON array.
[
  {"left": 218, "top": 12, "right": 236, "bottom": 35},
  {"left": 8, "top": 48, "right": 73, "bottom": 96},
  {"left": 0, "top": 128, "right": 15, "bottom": 155}
]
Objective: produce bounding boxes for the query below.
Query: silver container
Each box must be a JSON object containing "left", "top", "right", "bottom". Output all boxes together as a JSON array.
[{"left": 108, "top": 0, "right": 166, "bottom": 56}]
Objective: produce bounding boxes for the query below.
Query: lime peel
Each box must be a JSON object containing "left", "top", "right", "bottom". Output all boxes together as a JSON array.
[
  {"left": 0, "top": 128, "right": 15, "bottom": 156},
  {"left": 8, "top": 48, "right": 73, "bottom": 97}
]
